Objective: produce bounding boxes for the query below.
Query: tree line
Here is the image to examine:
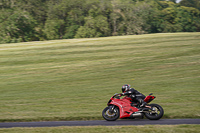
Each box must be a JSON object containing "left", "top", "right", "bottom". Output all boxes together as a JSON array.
[{"left": 0, "top": 0, "right": 200, "bottom": 44}]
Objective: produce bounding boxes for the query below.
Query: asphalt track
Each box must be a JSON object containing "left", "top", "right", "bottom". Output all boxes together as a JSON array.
[{"left": 0, "top": 119, "right": 199, "bottom": 128}]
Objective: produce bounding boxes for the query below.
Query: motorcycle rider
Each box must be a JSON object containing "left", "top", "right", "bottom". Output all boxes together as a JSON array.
[{"left": 119, "top": 84, "right": 151, "bottom": 109}]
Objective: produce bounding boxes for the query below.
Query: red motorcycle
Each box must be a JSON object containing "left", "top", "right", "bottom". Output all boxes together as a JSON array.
[{"left": 102, "top": 93, "right": 164, "bottom": 121}]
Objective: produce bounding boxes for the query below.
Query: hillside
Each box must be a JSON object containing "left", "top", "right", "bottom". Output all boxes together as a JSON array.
[{"left": 0, "top": 32, "right": 199, "bottom": 122}]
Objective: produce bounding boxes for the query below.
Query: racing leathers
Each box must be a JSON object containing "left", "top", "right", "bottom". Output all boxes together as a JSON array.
[{"left": 120, "top": 88, "right": 147, "bottom": 107}]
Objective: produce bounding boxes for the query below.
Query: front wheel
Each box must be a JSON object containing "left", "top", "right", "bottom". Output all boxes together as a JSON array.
[
  {"left": 102, "top": 106, "right": 119, "bottom": 121},
  {"left": 144, "top": 104, "right": 164, "bottom": 120}
]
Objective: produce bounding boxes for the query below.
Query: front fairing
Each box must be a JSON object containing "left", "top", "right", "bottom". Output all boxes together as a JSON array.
[{"left": 108, "top": 97, "right": 139, "bottom": 118}]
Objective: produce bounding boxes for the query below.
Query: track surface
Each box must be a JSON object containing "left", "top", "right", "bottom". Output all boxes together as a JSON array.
[{"left": 0, "top": 119, "right": 199, "bottom": 128}]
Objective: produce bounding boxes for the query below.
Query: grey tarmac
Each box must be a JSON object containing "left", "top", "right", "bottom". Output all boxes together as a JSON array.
[{"left": 0, "top": 119, "right": 199, "bottom": 128}]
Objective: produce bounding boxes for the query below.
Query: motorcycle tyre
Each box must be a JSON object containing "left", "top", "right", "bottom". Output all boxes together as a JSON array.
[
  {"left": 144, "top": 103, "right": 164, "bottom": 120},
  {"left": 102, "top": 106, "right": 119, "bottom": 121}
]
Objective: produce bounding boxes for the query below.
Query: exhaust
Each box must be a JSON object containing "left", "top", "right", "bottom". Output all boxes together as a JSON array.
[{"left": 131, "top": 112, "right": 142, "bottom": 118}]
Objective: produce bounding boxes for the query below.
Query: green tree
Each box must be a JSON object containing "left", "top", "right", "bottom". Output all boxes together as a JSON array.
[
  {"left": 0, "top": 9, "right": 38, "bottom": 43},
  {"left": 44, "top": 0, "right": 86, "bottom": 39},
  {"left": 110, "top": 0, "right": 155, "bottom": 35},
  {"left": 75, "top": 15, "right": 110, "bottom": 38},
  {"left": 180, "top": 0, "right": 200, "bottom": 10},
  {"left": 75, "top": 26, "right": 97, "bottom": 38},
  {"left": 0, "top": 0, "right": 17, "bottom": 9},
  {"left": 75, "top": 0, "right": 111, "bottom": 38},
  {"left": 15, "top": 0, "right": 48, "bottom": 24},
  {"left": 44, "top": 19, "right": 65, "bottom": 40},
  {"left": 1, "top": 0, "right": 200, "bottom": 43},
  {"left": 175, "top": 6, "right": 200, "bottom": 31},
  {"left": 169, "top": 0, "right": 177, "bottom": 3},
  {"left": 153, "top": 0, "right": 200, "bottom": 32}
]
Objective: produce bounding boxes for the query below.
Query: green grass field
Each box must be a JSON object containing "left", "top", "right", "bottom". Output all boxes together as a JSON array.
[
  {"left": 0, "top": 125, "right": 200, "bottom": 133},
  {"left": 0, "top": 32, "right": 200, "bottom": 122}
]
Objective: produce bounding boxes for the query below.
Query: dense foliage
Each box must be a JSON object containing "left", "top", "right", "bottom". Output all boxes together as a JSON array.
[{"left": 0, "top": 0, "right": 200, "bottom": 43}]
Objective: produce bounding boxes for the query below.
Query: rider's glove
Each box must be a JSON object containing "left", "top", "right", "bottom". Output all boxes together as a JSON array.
[{"left": 119, "top": 93, "right": 124, "bottom": 97}]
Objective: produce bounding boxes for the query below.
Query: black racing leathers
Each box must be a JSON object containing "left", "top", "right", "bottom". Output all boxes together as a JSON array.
[{"left": 122, "top": 88, "right": 147, "bottom": 107}]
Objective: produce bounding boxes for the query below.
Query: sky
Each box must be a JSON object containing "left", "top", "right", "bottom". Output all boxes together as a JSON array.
[{"left": 176, "top": 0, "right": 182, "bottom": 3}]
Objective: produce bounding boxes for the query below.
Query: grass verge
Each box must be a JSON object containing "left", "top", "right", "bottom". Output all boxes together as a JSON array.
[{"left": 0, "top": 125, "right": 200, "bottom": 133}]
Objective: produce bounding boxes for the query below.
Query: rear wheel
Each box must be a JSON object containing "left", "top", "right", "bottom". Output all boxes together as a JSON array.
[
  {"left": 102, "top": 106, "right": 119, "bottom": 121},
  {"left": 144, "top": 104, "right": 164, "bottom": 120}
]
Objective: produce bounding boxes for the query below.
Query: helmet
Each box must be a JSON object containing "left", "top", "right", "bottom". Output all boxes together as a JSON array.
[{"left": 122, "top": 84, "right": 130, "bottom": 93}]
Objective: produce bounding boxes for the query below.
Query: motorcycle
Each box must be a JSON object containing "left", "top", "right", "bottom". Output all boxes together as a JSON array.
[{"left": 102, "top": 93, "right": 164, "bottom": 121}]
